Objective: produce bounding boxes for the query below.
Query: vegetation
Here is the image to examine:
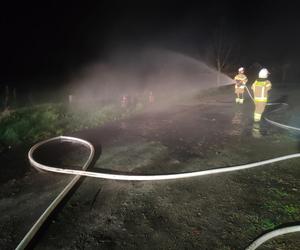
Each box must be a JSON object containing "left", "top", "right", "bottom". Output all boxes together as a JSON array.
[{"left": 0, "top": 102, "right": 144, "bottom": 148}]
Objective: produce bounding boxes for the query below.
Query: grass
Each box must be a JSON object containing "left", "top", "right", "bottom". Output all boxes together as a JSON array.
[
  {"left": 260, "top": 219, "right": 276, "bottom": 231},
  {"left": 263, "top": 188, "right": 300, "bottom": 218},
  {"left": 0, "top": 102, "right": 144, "bottom": 148},
  {"left": 269, "top": 188, "right": 288, "bottom": 198},
  {"left": 282, "top": 205, "right": 300, "bottom": 218},
  {"left": 244, "top": 189, "right": 300, "bottom": 236}
]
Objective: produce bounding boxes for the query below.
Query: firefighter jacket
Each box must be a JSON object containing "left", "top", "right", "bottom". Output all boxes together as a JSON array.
[
  {"left": 251, "top": 79, "right": 272, "bottom": 102},
  {"left": 234, "top": 73, "right": 248, "bottom": 88}
]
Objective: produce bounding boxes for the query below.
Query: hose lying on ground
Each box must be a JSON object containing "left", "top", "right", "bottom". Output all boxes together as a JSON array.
[
  {"left": 16, "top": 87, "right": 299, "bottom": 250},
  {"left": 16, "top": 137, "right": 95, "bottom": 250}
]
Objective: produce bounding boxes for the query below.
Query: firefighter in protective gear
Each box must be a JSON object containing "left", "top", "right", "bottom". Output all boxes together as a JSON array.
[
  {"left": 251, "top": 68, "right": 272, "bottom": 122},
  {"left": 121, "top": 95, "right": 128, "bottom": 108},
  {"left": 149, "top": 91, "right": 154, "bottom": 104},
  {"left": 234, "top": 67, "right": 248, "bottom": 104}
]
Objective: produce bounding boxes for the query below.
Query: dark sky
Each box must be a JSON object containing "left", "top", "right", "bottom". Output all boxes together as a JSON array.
[{"left": 1, "top": 0, "right": 300, "bottom": 86}]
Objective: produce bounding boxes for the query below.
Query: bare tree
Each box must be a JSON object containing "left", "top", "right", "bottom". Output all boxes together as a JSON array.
[
  {"left": 212, "top": 21, "right": 239, "bottom": 85},
  {"left": 281, "top": 62, "right": 290, "bottom": 85},
  {"left": 4, "top": 85, "right": 9, "bottom": 110},
  {"left": 13, "top": 87, "right": 17, "bottom": 107}
]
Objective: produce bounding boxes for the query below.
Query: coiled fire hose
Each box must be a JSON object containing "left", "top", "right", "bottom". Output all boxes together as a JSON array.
[{"left": 16, "top": 86, "right": 299, "bottom": 250}]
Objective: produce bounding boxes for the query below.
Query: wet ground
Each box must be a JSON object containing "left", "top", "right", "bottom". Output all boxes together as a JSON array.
[{"left": 0, "top": 86, "right": 299, "bottom": 249}]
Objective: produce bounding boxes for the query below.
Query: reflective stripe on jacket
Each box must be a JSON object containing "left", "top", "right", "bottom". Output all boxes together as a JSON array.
[{"left": 251, "top": 80, "right": 272, "bottom": 102}]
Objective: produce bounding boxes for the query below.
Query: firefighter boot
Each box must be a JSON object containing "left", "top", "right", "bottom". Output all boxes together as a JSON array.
[
  {"left": 252, "top": 123, "right": 262, "bottom": 138},
  {"left": 254, "top": 113, "right": 262, "bottom": 122}
]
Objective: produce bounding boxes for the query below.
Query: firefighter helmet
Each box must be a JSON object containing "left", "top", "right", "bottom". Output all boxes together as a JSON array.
[
  {"left": 238, "top": 67, "right": 244, "bottom": 73},
  {"left": 259, "top": 68, "right": 270, "bottom": 78}
]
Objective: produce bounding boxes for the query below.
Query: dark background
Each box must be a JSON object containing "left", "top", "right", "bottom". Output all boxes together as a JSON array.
[{"left": 0, "top": 0, "right": 299, "bottom": 89}]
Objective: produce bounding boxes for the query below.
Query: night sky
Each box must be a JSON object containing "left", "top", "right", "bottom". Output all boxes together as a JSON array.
[{"left": 1, "top": 0, "right": 300, "bottom": 87}]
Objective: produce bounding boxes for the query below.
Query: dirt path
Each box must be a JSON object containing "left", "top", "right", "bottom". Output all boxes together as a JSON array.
[{"left": 1, "top": 87, "right": 299, "bottom": 250}]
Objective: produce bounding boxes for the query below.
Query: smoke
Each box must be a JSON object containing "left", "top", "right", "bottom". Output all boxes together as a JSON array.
[{"left": 69, "top": 48, "right": 232, "bottom": 105}]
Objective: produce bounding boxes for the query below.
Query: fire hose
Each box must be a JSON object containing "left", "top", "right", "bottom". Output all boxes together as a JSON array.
[{"left": 16, "top": 86, "right": 299, "bottom": 250}]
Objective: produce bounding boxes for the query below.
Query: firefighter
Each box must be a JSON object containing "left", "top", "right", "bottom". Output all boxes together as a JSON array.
[
  {"left": 234, "top": 67, "right": 248, "bottom": 104},
  {"left": 149, "top": 91, "right": 154, "bottom": 104},
  {"left": 251, "top": 68, "right": 272, "bottom": 122},
  {"left": 121, "top": 94, "right": 128, "bottom": 108}
]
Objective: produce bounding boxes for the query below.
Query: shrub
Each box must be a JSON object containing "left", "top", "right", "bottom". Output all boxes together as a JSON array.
[{"left": 0, "top": 102, "right": 143, "bottom": 147}]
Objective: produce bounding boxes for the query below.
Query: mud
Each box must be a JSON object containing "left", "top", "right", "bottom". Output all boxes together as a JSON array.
[{"left": 0, "top": 86, "right": 299, "bottom": 250}]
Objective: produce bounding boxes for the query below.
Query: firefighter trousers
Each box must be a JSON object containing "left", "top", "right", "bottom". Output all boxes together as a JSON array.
[
  {"left": 235, "top": 87, "right": 245, "bottom": 104},
  {"left": 254, "top": 101, "right": 267, "bottom": 122}
]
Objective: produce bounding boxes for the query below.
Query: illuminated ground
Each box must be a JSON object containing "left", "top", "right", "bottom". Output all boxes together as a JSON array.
[{"left": 0, "top": 86, "right": 299, "bottom": 249}]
